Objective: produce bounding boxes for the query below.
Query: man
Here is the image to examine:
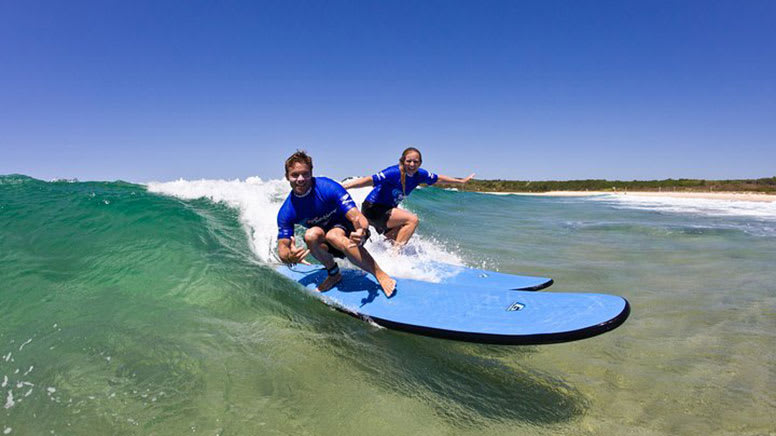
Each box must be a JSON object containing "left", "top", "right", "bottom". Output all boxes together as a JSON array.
[{"left": 277, "top": 150, "right": 396, "bottom": 297}]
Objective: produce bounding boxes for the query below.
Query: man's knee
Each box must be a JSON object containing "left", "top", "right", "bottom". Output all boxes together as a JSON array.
[
  {"left": 407, "top": 214, "right": 419, "bottom": 226},
  {"left": 304, "top": 227, "right": 325, "bottom": 244},
  {"left": 325, "top": 229, "right": 346, "bottom": 247}
]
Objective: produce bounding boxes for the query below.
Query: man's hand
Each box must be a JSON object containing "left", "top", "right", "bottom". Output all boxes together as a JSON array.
[
  {"left": 347, "top": 228, "right": 369, "bottom": 248},
  {"left": 285, "top": 236, "right": 310, "bottom": 265}
]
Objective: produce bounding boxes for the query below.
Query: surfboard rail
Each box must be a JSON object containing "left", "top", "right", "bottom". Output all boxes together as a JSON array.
[{"left": 355, "top": 299, "right": 630, "bottom": 345}]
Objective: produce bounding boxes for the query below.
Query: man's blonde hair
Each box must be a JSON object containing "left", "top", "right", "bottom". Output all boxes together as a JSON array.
[{"left": 284, "top": 150, "right": 313, "bottom": 176}]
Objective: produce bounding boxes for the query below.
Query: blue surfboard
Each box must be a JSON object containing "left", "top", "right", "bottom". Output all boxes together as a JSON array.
[
  {"left": 425, "top": 261, "right": 553, "bottom": 291},
  {"left": 276, "top": 264, "right": 630, "bottom": 345}
]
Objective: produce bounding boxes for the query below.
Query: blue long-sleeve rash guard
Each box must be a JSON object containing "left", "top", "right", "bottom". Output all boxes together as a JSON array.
[
  {"left": 277, "top": 177, "right": 357, "bottom": 240},
  {"left": 364, "top": 165, "right": 438, "bottom": 207}
]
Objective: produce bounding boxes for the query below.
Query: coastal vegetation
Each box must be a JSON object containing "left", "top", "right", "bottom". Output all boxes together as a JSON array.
[{"left": 438, "top": 177, "right": 776, "bottom": 193}]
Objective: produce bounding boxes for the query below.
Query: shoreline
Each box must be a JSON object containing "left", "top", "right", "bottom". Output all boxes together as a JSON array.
[{"left": 477, "top": 190, "right": 776, "bottom": 202}]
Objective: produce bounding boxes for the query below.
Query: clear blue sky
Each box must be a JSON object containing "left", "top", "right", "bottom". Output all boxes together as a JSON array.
[{"left": 1, "top": 0, "right": 774, "bottom": 182}]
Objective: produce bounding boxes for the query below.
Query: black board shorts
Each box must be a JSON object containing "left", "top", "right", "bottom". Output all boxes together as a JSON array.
[
  {"left": 361, "top": 201, "right": 393, "bottom": 235},
  {"left": 322, "top": 220, "right": 355, "bottom": 259}
]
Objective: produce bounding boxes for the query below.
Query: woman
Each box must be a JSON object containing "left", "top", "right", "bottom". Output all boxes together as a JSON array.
[{"left": 343, "top": 147, "right": 474, "bottom": 247}]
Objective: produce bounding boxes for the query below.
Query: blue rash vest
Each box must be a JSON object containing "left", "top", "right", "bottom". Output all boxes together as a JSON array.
[
  {"left": 364, "top": 165, "right": 438, "bottom": 207},
  {"left": 277, "top": 177, "right": 357, "bottom": 240}
]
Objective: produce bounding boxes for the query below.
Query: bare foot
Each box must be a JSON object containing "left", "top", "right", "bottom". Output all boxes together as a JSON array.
[
  {"left": 316, "top": 273, "right": 342, "bottom": 292},
  {"left": 375, "top": 270, "right": 397, "bottom": 298}
]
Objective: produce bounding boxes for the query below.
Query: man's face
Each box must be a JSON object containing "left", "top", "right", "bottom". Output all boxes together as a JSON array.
[{"left": 286, "top": 162, "right": 312, "bottom": 195}]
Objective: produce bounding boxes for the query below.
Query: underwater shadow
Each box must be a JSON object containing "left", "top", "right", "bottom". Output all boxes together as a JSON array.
[
  {"left": 305, "top": 315, "right": 589, "bottom": 428},
  {"left": 273, "top": 266, "right": 589, "bottom": 427}
]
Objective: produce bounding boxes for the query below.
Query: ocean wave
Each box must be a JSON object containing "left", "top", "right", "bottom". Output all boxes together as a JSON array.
[
  {"left": 147, "top": 177, "right": 462, "bottom": 282},
  {"left": 588, "top": 194, "right": 776, "bottom": 220}
]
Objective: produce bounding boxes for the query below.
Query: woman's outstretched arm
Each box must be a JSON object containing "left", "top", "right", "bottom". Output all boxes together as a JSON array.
[
  {"left": 436, "top": 173, "right": 475, "bottom": 184},
  {"left": 342, "top": 176, "right": 374, "bottom": 190}
]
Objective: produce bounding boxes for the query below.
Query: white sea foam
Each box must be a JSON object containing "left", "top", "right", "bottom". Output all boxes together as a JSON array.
[
  {"left": 589, "top": 194, "right": 776, "bottom": 220},
  {"left": 148, "top": 177, "right": 289, "bottom": 262},
  {"left": 148, "top": 177, "right": 462, "bottom": 282}
]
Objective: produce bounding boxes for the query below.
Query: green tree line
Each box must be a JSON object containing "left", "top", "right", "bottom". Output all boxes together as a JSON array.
[{"left": 438, "top": 177, "right": 776, "bottom": 193}]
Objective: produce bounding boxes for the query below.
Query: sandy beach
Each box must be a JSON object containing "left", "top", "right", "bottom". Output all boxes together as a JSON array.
[{"left": 480, "top": 191, "right": 776, "bottom": 202}]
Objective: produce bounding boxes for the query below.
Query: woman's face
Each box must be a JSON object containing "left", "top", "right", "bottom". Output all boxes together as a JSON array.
[{"left": 402, "top": 151, "right": 421, "bottom": 175}]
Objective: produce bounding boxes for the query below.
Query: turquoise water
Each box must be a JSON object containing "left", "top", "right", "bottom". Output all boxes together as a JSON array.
[{"left": 1, "top": 175, "right": 774, "bottom": 435}]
